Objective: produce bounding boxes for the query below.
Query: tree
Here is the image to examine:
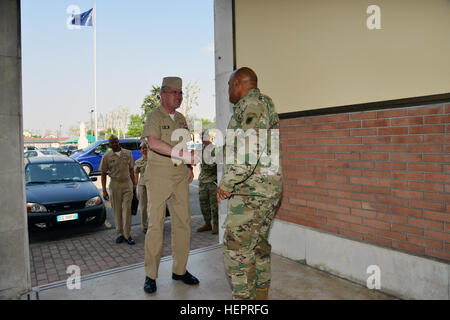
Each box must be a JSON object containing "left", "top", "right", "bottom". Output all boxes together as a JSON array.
[
  {"left": 180, "top": 81, "right": 199, "bottom": 118},
  {"left": 127, "top": 86, "right": 161, "bottom": 137}
]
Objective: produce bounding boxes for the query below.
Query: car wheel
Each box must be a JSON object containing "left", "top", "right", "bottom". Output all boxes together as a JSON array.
[
  {"left": 82, "top": 163, "right": 92, "bottom": 176},
  {"left": 94, "top": 208, "right": 106, "bottom": 226}
]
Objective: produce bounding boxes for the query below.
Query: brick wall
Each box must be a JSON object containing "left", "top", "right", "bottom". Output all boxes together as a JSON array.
[{"left": 278, "top": 103, "right": 450, "bottom": 262}]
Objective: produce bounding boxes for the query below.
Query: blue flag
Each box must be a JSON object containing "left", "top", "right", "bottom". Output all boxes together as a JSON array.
[{"left": 71, "top": 8, "right": 93, "bottom": 27}]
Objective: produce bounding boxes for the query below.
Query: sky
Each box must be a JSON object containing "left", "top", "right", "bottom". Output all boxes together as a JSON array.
[{"left": 21, "top": 0, "right": 215, "bottom": 137}]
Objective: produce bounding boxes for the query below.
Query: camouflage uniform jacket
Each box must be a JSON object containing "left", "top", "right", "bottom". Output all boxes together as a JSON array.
[
  {"left": 218, "top": 88, "right": 282, "bottom": 199},
  {"left": 199, "top": 146, "right": 217, "bottom": 184}
]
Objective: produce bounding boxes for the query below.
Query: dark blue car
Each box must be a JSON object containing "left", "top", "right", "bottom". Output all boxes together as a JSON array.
[
  {"left": 70, "top": 138, "right": 142, "bottom": 175},
  {"left": 25, "top": 156, "right": 106, "bottom": 229}
]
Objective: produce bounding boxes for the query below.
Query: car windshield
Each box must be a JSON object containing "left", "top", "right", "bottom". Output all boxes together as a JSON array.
[
  {"left": 41, "top": 150, "right": 60, "bottom": 155},
  {"left": 81, "top": 141, "right": 100, "bottom": 153},
  {"left": 25, "top": 162, "right": 90, "bottom": 185}
]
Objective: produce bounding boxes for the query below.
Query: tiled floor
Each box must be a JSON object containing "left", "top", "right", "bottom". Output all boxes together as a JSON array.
[{"left": 29, "top": 215, "right": 219, "bottom": 287}]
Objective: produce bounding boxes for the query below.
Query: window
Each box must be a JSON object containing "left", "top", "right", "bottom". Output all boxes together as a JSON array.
[{"left": 121, "top": 142, "right": 139, "bottom": 151}]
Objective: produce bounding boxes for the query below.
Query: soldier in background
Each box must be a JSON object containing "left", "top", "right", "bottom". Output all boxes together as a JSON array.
[
  {"left": 100, "top": 135, "right": 137, "bottom": 245},
  {"left": 217, "top": 67, "right": 283, "bottom": 300},
  {"left": 197, "top": 129, "right": 218, "bottom": 234},
  {"left": 134, "top": 141, "right": 149, "bottom": 233}
]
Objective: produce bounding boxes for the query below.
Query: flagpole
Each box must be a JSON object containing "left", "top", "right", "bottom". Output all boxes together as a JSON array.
[{"left": 93, "top": 0, "right": 98, "bottom": 141}]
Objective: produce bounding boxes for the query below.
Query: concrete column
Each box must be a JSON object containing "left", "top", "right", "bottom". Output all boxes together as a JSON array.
[
  {"left": 214, "top": 0, "right": 234, "bottom": 243},
  {"left": 0, "top": 0, "right": 31, "bottom": 299}
]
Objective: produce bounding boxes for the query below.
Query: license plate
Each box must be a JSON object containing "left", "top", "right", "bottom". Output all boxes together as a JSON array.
[{"left": 57, "top": 213, "right": 78, "bottom": 222}]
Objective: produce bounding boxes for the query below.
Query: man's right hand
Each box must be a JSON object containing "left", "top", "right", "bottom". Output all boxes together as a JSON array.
[{"left": 103, "top": 190, "right": 109, "bottom": 201}]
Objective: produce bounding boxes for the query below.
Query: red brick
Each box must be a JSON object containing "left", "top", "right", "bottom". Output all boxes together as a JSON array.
[
  {"left": 411, "top": 200, "right": 445, "bottom": 212},
  {"left": 337, "top": 199, "right": 361, "bottom": 208},
  {"left": 316, "top": 195, "right": 338, "bottom": 204},
  {"left": 392, "top": 240, "right": 425, "bottom": 255},
  {"left": 423, "top": 154, "right": 450, "bottom": 162},
  {"left": 391, "top": 135, "right": 424, "bottom": 144},
  {"left": 363, "top": 136, "right": 391, "bottom": 144},
  {"left": 408, "top": 235, "right": 442, "bottom": 249},
  {"left": 351, "top": 193, "right": 377, "bottom": 202},
  {"left": 409, "top": 125, "right": 445, "bottom": 134},
  {"left": 363, "top": 218, "right": 390, "bottom": 230},
  {"left": 313, "top": 153, "right": 335, "bottom": 159},
  {"left": 392, "top": 189, "right": 423, "bottom": 199},
  {"left": 391, "top": 171, "right": 423, "bottom": 181},
  {"left": 361, "top": 153, "right": 389, "bottom": 161},
  {"left": 446, "top": 104, "right": 450, "bottom": 113},
  {"left": 363, "top": 170, "right": 391, "bottom": 178},
  {"left": 337, "top": 137, "right": 362, "bottom": 144},
  {"left": 351, "top": 208, "right": 377, "bottom": 219},
  {"left": 425, "top": 230, "right": 450, "bottom": 242},
  {"left": 336, "top": 153, "right": 360, "bottom": 160},
  {"left": 409, "top": 182, "right": 444, "bottom": 192},
  {"left": 377, "top": 109, "right": 407, "bottom": 119},
  {"left": 364, "top": 234, "right": 392, "bottom": 247},
  {"left": 389, "top": 153, "right": 422, "bottom": 162},
  {"left": 407, "top": 145, "right": 442, "bottom": 153},
  {"left": 424, "top": 192, "right": 450, "bottom": 202},
  {"left": 363, "top": 119, "right": 389, "bottom": 128},
  {"left": 326, "top": 114, "right": 349, "bottom": 123},
  {"left": 312, "top": 123, "right": 337, "bottom": 131},
  {"left": 336, "top": 214, "right": 362, "bottom": 224},
  {"left": 337, "top": 183, "right": 362, "bottom": 192},
  {"left": 326, "top": 145, "right": 349, "bottom": 152},
  {"left": 350, "top": 223, "right": 377, "bottom": 235},
  {"left": 314, "top": 137, "right": 338, "bottom": 145},
  {"left": 314, "top": 223, "right": 340, "bottom": 234},
  {"left": 349, "top": 161, "right": 375, "bottom": 169},
  {"left": 363, "top": 185, "right": 390, "bottom": 195},
  {"left": 378, "top": 229, "right": 407, "bottom": 241},
  {"left": 337, "top": 168, "right": 362, "bottom": 176},
  {"left": 362, "top": 201, "right": 389, "bottom": 212},
  {"left": 349, "top": 145, "right": 376, "bottom": 152},
  {"left": 307, "top": 200, "right": 327, "bottom": 210},
  {"left": 327, "top": 175, "right": 349, "bottom": 183},
  {"left": 316, "top": 209, "right": 339, "bottom": 220},
  {"left": 336, "top": 121, "right": 361, "bottom": 129},
  {"left": 391, "top": 117, "right": 423, "bottom": 126},
  {"left": 327, "top": 218, "right": 351, "bottom": 229},
  {"left": 424, "top": 134, "right": 450, "bottom": 143},
  {"left": 350, "top": 128, "right": 377, "bottom": 136},
  {"left": 376, "top": 145, "right": 407, "bottom": 152},
  {"left": 377, "top": 212, "right": 408, "bottom": 224},
  {"left": 390, "top": 206, "right": 422, "bottom": 217},
  {"left": 328, "top": 204, "right": 350, "bottom": 214},
  {"left": 408, "top": 217, "right": 444, "bottom": 230},
  {"left": 376, "top": 162, "right": 406, "bottom": 170},
  {"left": 378, "top": 127, "right": 409, "bottom": 135},
  {"left": 425, "top": 173, "right": 450, "bottom": 183},
  {"left": 392, "top": 223, "right": 424, "bottom": 236},
  {"left": 350, "top": 176, "right": 377, "bottom": 186},
  {"left": 407, "top": 105, "right": 443, "bottom": 116},
  {"left": 282, "top": 118, "right": 305, "bottom": 126},
  {"left": 350, "top": 111, "right": 377, "bottom": 120},
  {"left": 408, "top": 163, "right": 442, "bottom": 172},
  {"left": 423, "top": 211, "right": 450, "bottom": 222},
  {"left": 377, "top": 196, "right": 409, "bottom": 207},
  {"left": 425, "top": 249, "right": 450, "bottom": 262},
  {"left": 424, "top": 115, "right": 450, "bottom": 124},
  {"left": 326, "top": 160, "right": 349, "bottom": 168},
  {"left": 289, "top": 198, "right": 307, "bottom": 206},
  {"left": 339, "top": 228, "right": 363, "bottom": 240}
]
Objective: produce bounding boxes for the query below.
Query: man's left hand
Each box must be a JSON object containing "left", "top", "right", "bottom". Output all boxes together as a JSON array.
[{"left": 217, "top": 187, "right": 232, "bottom": 204}]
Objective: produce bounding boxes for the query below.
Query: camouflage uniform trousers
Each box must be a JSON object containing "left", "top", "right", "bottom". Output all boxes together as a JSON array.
[
  {"left": 222, "top": 194, "right": 280, "bottom": 300},
  {"left": 199, "top": 181, "right": 218, "bottom": 225}
]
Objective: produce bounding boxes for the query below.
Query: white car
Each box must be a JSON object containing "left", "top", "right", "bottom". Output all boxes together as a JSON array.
[{"left": 24, "top": 150, "right": 65, "bottom": 158}]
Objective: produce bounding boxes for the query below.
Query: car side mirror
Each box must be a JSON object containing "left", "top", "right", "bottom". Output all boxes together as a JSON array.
[
  {"left": 90, "top": 177, "right": 97, "bottom": 181},
  {"left": 94, "top": 150, "right": 101, "bottom": 155}
]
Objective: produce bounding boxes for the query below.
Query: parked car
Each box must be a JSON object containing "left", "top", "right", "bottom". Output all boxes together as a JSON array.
[
  {"left": 58, "top": 145, "right": 78, "bottom": 156},
  {"left": 24, "top": 149, "right": 64, "bottom": 158},
  {"left": 24, "top": 145, "right": 37, "bottom": 152},
  {"left": 25, "top": 156, "right": 106, "bottom": 229},
  {"left": 70, "top": 138, "right": 142, "bottom": 175}
]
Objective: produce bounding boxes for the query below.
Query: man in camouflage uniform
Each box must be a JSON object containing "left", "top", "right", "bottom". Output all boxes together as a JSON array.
[
  {"left": 197, "top": 130, "right": 219, "bottom": 234},
  {"left": 217, "top": 67, "right": 283, "bottom": 300}
]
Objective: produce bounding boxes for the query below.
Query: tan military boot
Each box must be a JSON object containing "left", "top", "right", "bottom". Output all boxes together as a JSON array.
[
  {"left": 255, "top": 287, "right": 269, "bottom": 300},
  {"left": 197, "top": 221, "right": 212, "bottom": 232},
  {"left": 211, "top": 224, "right": 218, "bottom": 234}
]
